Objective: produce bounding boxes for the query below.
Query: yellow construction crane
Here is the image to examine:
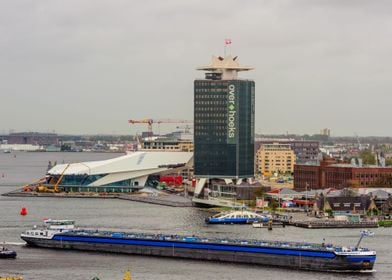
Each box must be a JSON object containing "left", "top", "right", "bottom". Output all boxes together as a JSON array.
[
  {"left": 128, "top": 118, "right": 193, "bottom": 135},
  {"left": 37, "top": 163, "right": 71, "bottom": 193},
  {"left": 53, "top": 163, "right": 71, "bottom": 193}
]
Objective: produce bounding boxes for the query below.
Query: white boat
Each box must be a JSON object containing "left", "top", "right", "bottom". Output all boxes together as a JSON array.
[{"left": 252, "top": 221, "right": 264, "bottom": 228}]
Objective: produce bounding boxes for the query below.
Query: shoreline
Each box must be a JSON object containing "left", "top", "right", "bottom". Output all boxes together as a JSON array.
[
  {"left": 1, "top": 188, "right": 386, "bottom": 228},
  {"left": 1, "top": 187, "right": 194, "bottom": 207}
]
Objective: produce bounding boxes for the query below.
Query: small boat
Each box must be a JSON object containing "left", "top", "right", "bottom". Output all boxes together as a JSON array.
[
  {"left": 0, "top": 246, "right": 17, "bottom": 258},
  {"left": 252, "top": 221, "right": 264, "bottom": 228},
  {"left": 205, "top": 210, "right": 269, "bottom": 224},
  {"left": 252, "top": 220, "right": 285, "bottom": 228}
]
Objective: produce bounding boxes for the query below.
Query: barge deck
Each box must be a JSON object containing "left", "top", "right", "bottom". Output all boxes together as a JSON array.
[{"left": 20, "top": 220, "right": 376, "bottom": 272}]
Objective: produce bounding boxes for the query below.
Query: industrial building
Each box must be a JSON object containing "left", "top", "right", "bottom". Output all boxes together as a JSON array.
[
  {"left": 294, "top": 158, "right": 392, "bottom": 191},
  {"left": 7, "top": 132, "right": 59, "bottom": 146}
]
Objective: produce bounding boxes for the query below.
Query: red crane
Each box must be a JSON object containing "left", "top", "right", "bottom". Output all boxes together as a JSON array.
[{"left": 128, "top": 119, "right": 193, "bottom": 135}]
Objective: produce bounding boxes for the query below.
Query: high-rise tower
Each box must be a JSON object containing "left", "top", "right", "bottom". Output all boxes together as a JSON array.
[{"left": 193, "top": 55, "right": 255, "bottom": 197}]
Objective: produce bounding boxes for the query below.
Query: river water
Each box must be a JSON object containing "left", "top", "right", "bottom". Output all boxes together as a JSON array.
[{"left": 0, "top": 152, "right": 391, "bottom": 279}]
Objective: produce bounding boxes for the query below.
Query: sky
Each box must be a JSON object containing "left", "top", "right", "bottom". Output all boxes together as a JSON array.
[{"left": 1, "top": 0, "right": 392, "bottom": 136}]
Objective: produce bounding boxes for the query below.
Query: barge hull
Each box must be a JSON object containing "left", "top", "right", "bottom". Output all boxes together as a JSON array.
[{"left": 21, "top": 236, "right": 374, "bottom": 272}]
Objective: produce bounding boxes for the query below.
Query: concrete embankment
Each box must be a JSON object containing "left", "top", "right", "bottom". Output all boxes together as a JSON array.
[
  {"left": 117, "top": 194, "right": 193, "bottom": 207},
  {"left": 275, "top": 212, "right": 379, "bottom": 229},
  {"left": 292, "top": 221, "right": 379, "bottom": 228},
  {"left": 1, "top": 188, "right": 194, "bottom": 207}
]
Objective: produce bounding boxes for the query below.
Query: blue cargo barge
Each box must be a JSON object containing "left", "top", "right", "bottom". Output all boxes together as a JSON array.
[{"left": 20, "top": 220, "right": 376, "bottom": 272}]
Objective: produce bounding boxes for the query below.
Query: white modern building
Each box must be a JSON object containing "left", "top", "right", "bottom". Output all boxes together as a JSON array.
[{"left": 47, "top": 151, "right": 193, "bottom": 189}]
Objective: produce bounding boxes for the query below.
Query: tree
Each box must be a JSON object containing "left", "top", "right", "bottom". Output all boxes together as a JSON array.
[
  {"left": 60, "top": 143, "right": 72, "bottom": 151},
  {"left": 252, "top": 187, "right": 265, "bottom": 200},
  {"left": 359, "top": 150, "right": 376, "bottom": 165},
  {"left": 270, "top": 198, "right": 278, "bottom": 211}
]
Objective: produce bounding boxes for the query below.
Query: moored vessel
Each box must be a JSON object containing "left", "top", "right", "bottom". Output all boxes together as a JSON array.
[
  {"left": 20, "top": 219, "right": 376, "bottom": 272},
  {"left": 205, "top": 210, "right": 270, "bottom": 224}
]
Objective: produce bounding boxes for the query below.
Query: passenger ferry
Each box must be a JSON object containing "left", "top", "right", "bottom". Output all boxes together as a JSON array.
[
  {"left": 205, "top": 210, "right": 270, "bottom": 224},
  {"left": 20, "top": 219, "right": 376, "bottom": 272}
]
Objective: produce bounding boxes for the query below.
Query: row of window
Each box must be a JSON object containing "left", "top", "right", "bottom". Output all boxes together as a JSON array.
[
  {"left": 354, "top": 173, "right": 392, "bottom": 179},
  {"left": 262, "top": 159, "right": 293, "bottom": 162},
  {"left": 195, "top": 101, "right": 226, "bottom": 105},
  {"left": 262, "top": 156, "right": 294, "bottom": 159},
  {"left": 195, "top": 89, "right": 227, "bottom": 93},
  {"left": 262, "top": 151, "right": 294, "bottom": 154},
  {"left": 194, "top": 119, "right": 226, "bottom": 124},
  {"left": 144, "top": 146, "right": 179, "bottom": 149},
  {"left": 195, "top": 82, "right": 229, "bottom": 87},
  {"left": 194, "top": 113, "right": 226, "bottom": 118},
  {"left": 197, "top": 133, "right": 227, "bottom": 137},
  {"left": 194, "top": 132, "right": 226, "bottom": 138},
  {"left": 195, "top": 125, "right": 226, "bottom": 130},
  {"left": 195, "top": 107, "right": 226, "bottom": 112},
  {"left": 333, "top": 203, "right": 362, "bottom": 207}
]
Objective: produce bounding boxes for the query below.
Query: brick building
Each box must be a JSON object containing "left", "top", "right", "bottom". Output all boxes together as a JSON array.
[
  {"left": 294, "top": 158, "right": 392, "bottom": 191},
  {"left": 7, "top": 132, "right": 58, "bottom": 146}
]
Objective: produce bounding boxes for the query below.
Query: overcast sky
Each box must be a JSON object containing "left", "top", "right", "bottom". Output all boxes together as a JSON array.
[{"left": 1, "top": 0, "right": 391, "bottom": 136}]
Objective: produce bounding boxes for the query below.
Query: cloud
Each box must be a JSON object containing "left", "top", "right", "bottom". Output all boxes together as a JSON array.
[{"left": 0, "top": 0, "right": 391, "bottom": 135}]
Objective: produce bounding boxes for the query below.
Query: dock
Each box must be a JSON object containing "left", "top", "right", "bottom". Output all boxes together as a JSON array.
[{"left": 292, "top": 220, "right": 379, "bottom": 229}]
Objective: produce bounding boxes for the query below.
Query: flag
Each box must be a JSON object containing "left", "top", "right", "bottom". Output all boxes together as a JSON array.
[{"left": 224, "top": 38, "right": 232, "bottom": 45}]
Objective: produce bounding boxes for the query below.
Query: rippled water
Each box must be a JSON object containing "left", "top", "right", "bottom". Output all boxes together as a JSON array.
[{"left": 0, "top": 152, "right": 391, "bottom": 279}]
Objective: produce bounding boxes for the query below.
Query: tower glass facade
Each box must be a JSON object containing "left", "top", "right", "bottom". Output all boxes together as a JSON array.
[{"left": 194, "top": 79, "right": 255, "bottom": 179}]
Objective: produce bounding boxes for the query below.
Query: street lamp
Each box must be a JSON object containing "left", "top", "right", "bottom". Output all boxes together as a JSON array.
[{"left": 305, "top": 182, "right": 309, "bottom": 214}]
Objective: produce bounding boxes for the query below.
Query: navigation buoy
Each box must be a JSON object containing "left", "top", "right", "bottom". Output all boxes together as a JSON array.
[{"left": 20, "top": 207, "right": 27, "bottom": 216}]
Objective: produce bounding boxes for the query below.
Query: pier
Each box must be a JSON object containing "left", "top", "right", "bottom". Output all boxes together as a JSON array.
[{"left": 292, "top": 220, "right": 379, "bottom": 229}]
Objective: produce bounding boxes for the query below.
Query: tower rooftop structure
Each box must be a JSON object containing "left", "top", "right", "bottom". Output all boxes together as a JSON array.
[{"left": 196, "top": 55, "right": 253, "bottom": 80}]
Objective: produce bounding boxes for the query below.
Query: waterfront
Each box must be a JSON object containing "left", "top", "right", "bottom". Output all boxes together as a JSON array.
[{"left": 1, "top": 152, "right": 391, "bottom": 279}]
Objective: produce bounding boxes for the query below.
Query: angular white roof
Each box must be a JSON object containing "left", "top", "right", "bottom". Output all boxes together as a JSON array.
[{"left": 48, "top": 151, "right": 193, "bottom": 176}]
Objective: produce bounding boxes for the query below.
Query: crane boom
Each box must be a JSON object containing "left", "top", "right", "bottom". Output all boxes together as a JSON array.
[
  {"left": 35, "top": 163, "right": 71, "bottom": 193},
  {"left": 128, "top": 119, "right": 193, "bottom": 135},
  {"left": 54, "top": 163, "right": 71, "bottom": 192}
]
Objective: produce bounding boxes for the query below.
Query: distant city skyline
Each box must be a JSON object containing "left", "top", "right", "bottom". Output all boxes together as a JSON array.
[{"left": 1, "top": 1, "right": 392, "bottom": 136}]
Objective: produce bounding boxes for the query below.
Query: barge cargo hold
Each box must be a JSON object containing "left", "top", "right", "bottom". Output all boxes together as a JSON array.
[{"left": 20, "top": 220, "right": 376, "bottom": 272}]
